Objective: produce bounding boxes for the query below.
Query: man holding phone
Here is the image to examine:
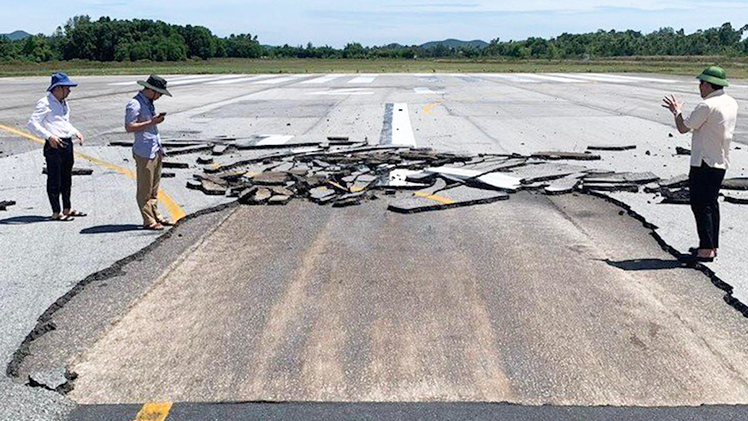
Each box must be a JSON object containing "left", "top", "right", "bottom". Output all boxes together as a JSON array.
[{"left": 125, "top": 74, "right": 173, "bottom": 230}]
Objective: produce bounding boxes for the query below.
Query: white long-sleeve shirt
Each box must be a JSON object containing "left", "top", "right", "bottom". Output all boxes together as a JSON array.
[
  {"left": 27, "top": 93, "right": 79, "bottom": 140},
  {"left": 684, "top": 90, "right": 739, "bottom": 170}
]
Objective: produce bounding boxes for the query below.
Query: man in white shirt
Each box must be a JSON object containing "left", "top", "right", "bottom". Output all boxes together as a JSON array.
[
  {"left": 27, "top": 72, "right": 85, "bottom": 221},
  {"left": 662, "top": 66, "right": 739, "bottom": 262}
]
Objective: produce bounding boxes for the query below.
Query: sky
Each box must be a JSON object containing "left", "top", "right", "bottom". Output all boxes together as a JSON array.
[{"left": 2, "top": 0, "right": 748, "bottom": 47}]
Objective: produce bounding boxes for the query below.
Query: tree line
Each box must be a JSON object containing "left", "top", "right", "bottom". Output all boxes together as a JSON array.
[{"left": 1, "top": 16, "right": 747, "bottom": 63}]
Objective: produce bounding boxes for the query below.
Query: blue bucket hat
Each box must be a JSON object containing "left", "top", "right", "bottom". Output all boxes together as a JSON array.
[{"left": 47, "top": 72, "right": 78, "bottom": 92}]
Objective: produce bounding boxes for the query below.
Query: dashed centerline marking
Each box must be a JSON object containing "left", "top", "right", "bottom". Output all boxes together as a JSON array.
[
  {"left": 0, "top": 122, "right": 186, "bottom": 222},
  {"left": 134, "top": 401, "right": 172, "bottom": 421}
]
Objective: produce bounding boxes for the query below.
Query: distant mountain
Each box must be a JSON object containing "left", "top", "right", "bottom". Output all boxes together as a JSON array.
[
  {"left": 420, "top": 39, "right": 489, "bottom": 50},
  {"left": 1, "top": 30, "right": 31, "bottom": 40}
]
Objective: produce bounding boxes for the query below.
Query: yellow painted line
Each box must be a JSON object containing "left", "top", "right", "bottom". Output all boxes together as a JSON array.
[
  {"left": 133, "top": 401, "right": 172, "bottom": 421},
  {"left": 0, "top": 122, "right": 186, "bottom": 222},
  {"left": 415, "top": 191, "right": 455, "bottom": 205},
  {"left": 423, "top": 100, "right": 445, "bottom": 115}
]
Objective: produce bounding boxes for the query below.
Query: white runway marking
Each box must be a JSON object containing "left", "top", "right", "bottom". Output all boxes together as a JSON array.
[
  {"left": 515, "top": 73, "right": 585, "bottom": 83},
  {"left": 480, "top": 74, "right": 539, "bottom": 83},
  {"left": 206, "top": 75, "right": 277, "bottom": 85},
  {"left": 348, "top": 74, "right": 377, "bottom": 84},
  {"left": 169, "top": 75, "right": 239, "bottom": 86},
  {"left": 251, "top": 74, "right": 309, "bottom": 85},
  {"left": 578, "top": 73, "right": 678, "bottom": 84},
  {"left": 414, "top": 87, "right": 445, "bottom": 94},
  {"left": 549, "top": 73, "right": 628, "bottom": 83},
  {"left": 255, "top": 135, "right": 295, "bottom": 146},
  {"left": 307, "top": 88, "right": 374, "bottom": 96},
  {"left": 300, "top": 74, "right": 347, "bottom": 84},
  {"left": 391, "top": 103, "right": 416, "bottom": 147}
]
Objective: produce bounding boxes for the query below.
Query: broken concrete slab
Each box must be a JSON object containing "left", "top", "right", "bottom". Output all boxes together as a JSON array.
[
  {"left": 583, "top": 172, "right": 659, "bottom": 185},
  {"left": 722, "top": 178, "right": 748, "bottom": 191},
  {"left": 186, "top": 180, "right": 202, "bottom": 190},
  {"left": 199, "top": 180, "right": 227, "bottom": 196},
  {"left": 42, "top": 167, "right": 93, "bottom": 176},
  {"left": 425, "top": 166, "right": 521, "bottom": 192},
  {"left": 167, "top": 144, "right": 214, "bottom": 156},
  {"left": 28, "top": 368, "right": 76, "bottom": 394},
  {"left": 587, "top": 145, "right": 637, "bottom": 151},
  {"left": 660, "top": 187, "right": 690, "bottom": 204},
  {"left": 109, "top": 140, "right": 208, "bottom": 148},
  {"left": 235, "top": 135, "right": 318, "bottom": 150},
  {"left": 267, "top": 195, "right": 292, "bottom": 205},
  {"left": 162, "top": 161, "right": 190, "bottom": 169},
  {"left": 212, "top": 144, "right": 229, "bottom": 156},
  {"left": 645, "top": 174, "right": 689, "bottom": 193},
  {"left": 197, "top": 156, "right": 214, "bottom": 165},
  {"left": 0, "top": 200, "right": 16, "bottom": 211},
  {"left": 308, "top": 186, "right": 337, "bottom": 204},
  {"left": 582, "top": 183, "right": 640, "bottom": 193},
  {"left": 388, "top": 185, "right": 509, "bottom": 214},
  {"left": 531, "top": 151, "right": 601, "bottom": 161},
  {"left": 251, "top": 171, "right": 290, "bottom": 186},
  {"left": 544, "top": 176, "right": 581, "bottom": 195},
  {"left": 724, "top": 191, "right": 748, "bottom": 205},
  {"left": 161, "top": 172, "right": 176, "bottom": 178},
  {"left": 510, "top": 163, "right": 586, "bottom": 184}
]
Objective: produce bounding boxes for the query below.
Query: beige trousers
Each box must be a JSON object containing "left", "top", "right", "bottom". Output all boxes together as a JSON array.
[{"left": 134, "top": 153, "right": 163, "bottom": 226}]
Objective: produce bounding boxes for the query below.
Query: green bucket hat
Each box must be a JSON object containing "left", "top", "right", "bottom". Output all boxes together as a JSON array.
[{"left": 697, "top": 66, "right": 729, "bottom": 87}]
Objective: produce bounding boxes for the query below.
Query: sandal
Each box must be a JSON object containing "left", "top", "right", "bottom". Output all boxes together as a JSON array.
[
  {"left": 65, "top": 210, "right": 88, "bottom": 217},
  {"left": 51, "top": 214, "right": 75, "bottom": 222},
  {"left": 158, "top": 219, "right": 175, "bottom": 226},
  {"left": 144, "top": 223, "right": 165, "bottom": 231}
]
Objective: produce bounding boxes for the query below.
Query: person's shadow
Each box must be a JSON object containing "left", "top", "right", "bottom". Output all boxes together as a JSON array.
[
  {"left": 80, "top": 224, "right": 142, "bottom": 234},
  {"left": 0, "top": 215, "right": 50, "bottom": 225},
  {"left": 603, "top": 258, "right": 685, "bottom": 271}
]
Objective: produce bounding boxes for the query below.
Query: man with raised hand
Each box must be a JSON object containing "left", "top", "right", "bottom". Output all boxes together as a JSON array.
[
  {"left": 663, "top": 66, "right": 738, "bottom": 262},
  {"left": 125, "top": 74, "right": 173, "bottom": 231},
  {"left": 28, "top": 72, "right": 86, "bottom": 221}
]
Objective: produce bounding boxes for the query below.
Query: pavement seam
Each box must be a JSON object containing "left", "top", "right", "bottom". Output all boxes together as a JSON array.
[{"left": 5, "top": 201, "right": 239, "bottom": 380}]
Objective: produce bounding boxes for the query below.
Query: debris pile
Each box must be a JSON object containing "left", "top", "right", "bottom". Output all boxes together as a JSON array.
[{"left": 175, "top": 143, "right": 747, "bottom": 213}]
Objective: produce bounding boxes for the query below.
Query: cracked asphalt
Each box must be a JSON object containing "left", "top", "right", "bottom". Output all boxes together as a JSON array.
[{"left": 2, "top": 73, "right": 748, "bottom": 419}]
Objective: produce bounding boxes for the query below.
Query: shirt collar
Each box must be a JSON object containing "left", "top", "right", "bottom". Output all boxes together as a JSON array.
[
  {"left": 136, "top": 91, "right": 151, "bottom": 104},
  {"left": 47, "top": 91, "right": 65, "bottom": 106},
  {"left": 706, "top": 89, "right": 724, "bottom": 100}
]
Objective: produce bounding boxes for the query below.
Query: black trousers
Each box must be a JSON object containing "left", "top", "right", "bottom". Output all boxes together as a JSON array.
[
  {"left": 43, "top": 138, "right": 74, "bottom": 214},
  {"left": 689, "top": 162, "right": 726, "bottom": 250}
]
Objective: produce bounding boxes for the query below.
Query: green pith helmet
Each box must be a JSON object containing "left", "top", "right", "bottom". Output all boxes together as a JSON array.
[{"left": 697, "top": 65, "right": 729, "bottom": 87}]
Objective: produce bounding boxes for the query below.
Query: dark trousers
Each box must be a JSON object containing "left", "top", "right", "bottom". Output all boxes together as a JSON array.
[
  {"left": 689, "top": 162, "right": 726, "bottom": 250},
  {"left": 43, "top": 138, "right": 74, "bottom": 214}
]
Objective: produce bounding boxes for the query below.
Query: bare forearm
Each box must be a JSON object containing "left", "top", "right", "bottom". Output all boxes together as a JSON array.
[
  {"left": 674, "top": 113, "right": 690, "bottom": 134},
  {"left": 125, "top": 120, "right": 154, "bottom": 133}
]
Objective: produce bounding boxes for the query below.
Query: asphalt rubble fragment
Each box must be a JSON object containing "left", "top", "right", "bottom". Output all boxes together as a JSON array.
[{"left": 0, "top": 200, "right": 16, "bottom": 211}]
